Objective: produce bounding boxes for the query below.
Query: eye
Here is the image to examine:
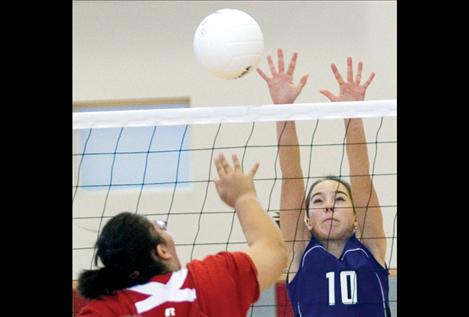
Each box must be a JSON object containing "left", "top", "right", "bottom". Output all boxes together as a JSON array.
[
  {"left": 312, "top": 198, "right": 323, "bottom": 204},
  {"left": 335, "top": 196, "right": 346, "bottom": 202}
]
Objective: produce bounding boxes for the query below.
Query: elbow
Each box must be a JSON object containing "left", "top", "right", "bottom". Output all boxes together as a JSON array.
[
  {"left": 280, "top": 240, "right": 288, "bottom": 269},
  {"left": 263, "top": 239, "right": 288, "bottom": 281},
  {"left": 273, "top": 238, "right": 288, "bottom": 273},
  {"left": 259, "top": 238, "right": 288, "bottom": 274},
  {"left": 275, "top": 241, "right": 289, "bottom": 282}
]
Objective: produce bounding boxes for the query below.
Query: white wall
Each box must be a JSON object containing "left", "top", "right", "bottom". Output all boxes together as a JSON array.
[
  {"left": 73, "top": 1, "right": 396, "bottom": 104},
  {"left": 73, "top": 1, "right": 396, "bottom": 279}
]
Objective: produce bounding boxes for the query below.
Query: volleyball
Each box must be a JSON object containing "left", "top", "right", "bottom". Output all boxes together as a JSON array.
[{"left": 193, "top": 9, "right": 264, "bottom": 80}]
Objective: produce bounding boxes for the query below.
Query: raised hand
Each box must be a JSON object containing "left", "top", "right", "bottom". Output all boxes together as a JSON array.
[
  {"left": 214, "top": 153, "right": 259, "bottom": 208},
  {"left": 256, "top": 48, "right": 309, "bottom": 104},
  {"left": 320, "top": 57, "right": 375, "bottom": 102}
]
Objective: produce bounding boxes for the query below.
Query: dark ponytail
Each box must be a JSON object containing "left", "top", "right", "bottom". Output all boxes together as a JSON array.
[
  {"left": 77, "top": 267, "right": 118, "bottom": 299},
  {"left": 77, "top": 212, "right": 168, "bottom": 299}
]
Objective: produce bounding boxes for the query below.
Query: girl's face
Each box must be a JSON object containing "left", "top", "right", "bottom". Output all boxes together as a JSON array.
[
  {"left": 151, "top": 220, "right": 182, "bottom": 271},
  {"left": 306, "top": 180, "right": 356, "bottom": 241}
]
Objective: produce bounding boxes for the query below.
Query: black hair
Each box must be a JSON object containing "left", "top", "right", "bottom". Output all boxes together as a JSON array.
[
  {"left": 304, "top": 176, "right": 355, "bottom": 217},
  {"left": 77, "top": 212, "right": 168, "bottom": 299}
]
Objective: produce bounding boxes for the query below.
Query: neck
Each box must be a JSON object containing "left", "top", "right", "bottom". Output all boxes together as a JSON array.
[
  {"left": 318, "top": 238, "right": 347, "bottom": 259},
  {"left": 164, "top": 258, "right": 182, "bottom": 272}
]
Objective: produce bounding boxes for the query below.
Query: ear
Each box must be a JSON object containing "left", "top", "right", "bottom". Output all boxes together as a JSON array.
[
  {"left": 156, "top": 243, "right": 172, "bottom": 261},
  {"left": 353, "top": 215, "right": 359, "bottom": 234},
  {"left": 304, "top": 214, "right": 313, "bottom": 231}
]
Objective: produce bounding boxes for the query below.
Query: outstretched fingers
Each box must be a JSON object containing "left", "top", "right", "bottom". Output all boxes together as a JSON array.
[
  {"left": 232, "top": 153, "right": 241, "bottom": 171},
  {"left": 286, "top": 52, "right": 298, "bottom": 77},
  {"left": 277, "top": 48, "right": 285, "bottom": 73},
  {"left": 355, "top": 61, "right": 363, "bottom": 84},
  {"left": 319, "top": 89, "right": 338, "bottom": 102},
  {"left": 249, "top": 161, "right": 260, "bottom": 177},
  {"left": 267, "top": 55, "right": 277, "bottom": 76},
  {"left": 228, "top": 153, "right": 259, "bottom": 178},
  {"left": 214, "top": 153, "right": 232, "bottom": 177},
  {"left": 296, "top": 74, "right": 309, "bottom": 92},
  {"left": 362, "top": 72, "right": 375, "bottom": 89},
  {"left": 256, "top": 67, "right": 270, "bottom": 82},
  {"left": 221, "top": 155, "right": 233, "bottom": 174},
  {"left": 347, "top": 56, "right": 353, "bottom": 83},
  {"left": 330, "top": 63, "right": 345, "bottom": 85},
  {"left": 214, "top": 154, "right": 226, "bottom": 179}
]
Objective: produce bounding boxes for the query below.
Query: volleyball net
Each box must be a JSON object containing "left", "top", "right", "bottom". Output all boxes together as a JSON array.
[{"left": 72, "top": 100, "right": 397, "bottom": 315}]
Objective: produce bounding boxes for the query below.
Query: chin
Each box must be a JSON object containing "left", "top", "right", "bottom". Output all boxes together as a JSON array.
[{"left": 317, "top": 230, "right": 345, "bottom": 241}]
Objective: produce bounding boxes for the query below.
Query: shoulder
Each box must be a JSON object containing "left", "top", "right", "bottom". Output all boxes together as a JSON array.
[
  {"left": 78, "top": 296, "right": 123, "bottom": 317},
  {"left": 346, "top": 235, "right": 387, "bottom": 269},
  {"left": 188, "top": 251, "right": 257, "bottom": 276},
  {"left": 187, "top": 251, "right": 258, "bottom": 296},
  {"left": 187, "top": 251, "right": 260, "bottom": 315},
  {"left": 300, "top": 237, "right": 327, "bottom": 260}
]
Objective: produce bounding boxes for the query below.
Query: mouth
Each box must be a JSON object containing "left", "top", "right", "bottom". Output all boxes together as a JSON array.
[{"left": 323, "top": 218, "right": 338, "bottom": 223}]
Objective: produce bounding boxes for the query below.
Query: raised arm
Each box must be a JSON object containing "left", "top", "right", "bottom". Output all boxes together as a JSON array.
[
  {"left": 213, "top": 153, "right": 287, "bottom": 291},
  {"left": 257, "top": 49, "right": 310, "bottom": 278},
  {"left": 320, "top": 57, "right": 386, "bottom": 266}
]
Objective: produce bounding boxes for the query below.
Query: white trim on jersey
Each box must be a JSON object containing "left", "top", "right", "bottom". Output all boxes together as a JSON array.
[
  {"left": 297, "top": 302, "right": 304, "bottom": 317},
  {"left": 301, "top": 245, "right": 326, "bottom": 268},
  {"left": 127, "top": 268, "right": 197, "bottom": 314},
  {"left": 340, "top": 248, "right": 370, "bottom": 260},
  {"left": 374, "top": 272, "right": 388, "bottom": 317}
]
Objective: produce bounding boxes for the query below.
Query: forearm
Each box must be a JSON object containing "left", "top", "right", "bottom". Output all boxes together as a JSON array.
[
  {"left": 236, "top": 194, "right": 287, "bottom": 291},
  {"left": 276, "top": 120, "right": 307, "bottom": 264},
  {"left": 344, "top": 117, "right": 374, "bottom": 210},
  {"left": 235, "top": 194, "right": 285, "bottom": 248},
  {"left": 277, "top": 120, "right": 305, "bottom": 225},
  {"left": 345, "top": 118, "right": 370, "bottom": 174},
  {"left": 279, "top": 182, "right": 307, "bottom": 240},
  {"left": 276, "top": 121, "right": 303, "bottom": 177},
  {"left": 344, "top": 118, "right": 385, "bottom": 246}
]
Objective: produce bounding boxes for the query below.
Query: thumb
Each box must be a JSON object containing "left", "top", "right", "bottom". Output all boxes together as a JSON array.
[
  {"left": 249, "top": 162, "right": 260, "bottom": 177},
  {"left": 319, "top": 89, "right": 338, "bottom": 102},
  {"left": 296, "top": 74, "right": 309, "bottom": 92},
  {"left": 214, "top": 179, "right": 222, "bottom": 193}
]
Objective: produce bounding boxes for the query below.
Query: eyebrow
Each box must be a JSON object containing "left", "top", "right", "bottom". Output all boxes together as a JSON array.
[{"left": 311, "top": 190, "right": 349, "bottom": 200}]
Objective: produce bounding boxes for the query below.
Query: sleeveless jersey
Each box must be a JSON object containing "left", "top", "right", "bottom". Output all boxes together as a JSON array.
[{"left": 287, "top": 234, "right": 390, "bottom": 317}]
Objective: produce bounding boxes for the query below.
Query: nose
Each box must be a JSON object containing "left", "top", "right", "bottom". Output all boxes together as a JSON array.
[{"left": 323, "top": 196, "right": 336, "bottom": 213}]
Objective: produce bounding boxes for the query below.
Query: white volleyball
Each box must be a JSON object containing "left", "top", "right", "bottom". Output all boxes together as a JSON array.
[{"left": 193, "top": 9, "right": 265, "bottom": 80}]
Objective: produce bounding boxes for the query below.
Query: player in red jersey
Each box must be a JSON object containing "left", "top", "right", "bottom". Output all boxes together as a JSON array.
[{"left": 77, "top": 153, "right": 287, "bottom": 316}]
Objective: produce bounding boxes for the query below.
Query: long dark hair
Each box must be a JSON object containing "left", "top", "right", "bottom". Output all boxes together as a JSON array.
[
  {"left": 304, "top": 176, "right": 355, "bottom": 217},
  {"left": 77, "top": 212, "right": 168, "bottom": 299}
]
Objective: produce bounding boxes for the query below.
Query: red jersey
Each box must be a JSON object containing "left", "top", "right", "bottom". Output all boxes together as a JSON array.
[{"left": 78, "top": 251, "right": 259, "bottom": 317}]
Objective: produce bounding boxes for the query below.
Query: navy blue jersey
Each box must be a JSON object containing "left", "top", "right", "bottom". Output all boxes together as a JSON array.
[{"left": 287, "top": 234, "right": 390, "bottom": 317}]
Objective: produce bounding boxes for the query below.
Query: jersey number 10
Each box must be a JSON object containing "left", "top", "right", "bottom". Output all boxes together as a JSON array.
[{"left": 325, "top": 271, "right": 358, "bottom": 305}]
